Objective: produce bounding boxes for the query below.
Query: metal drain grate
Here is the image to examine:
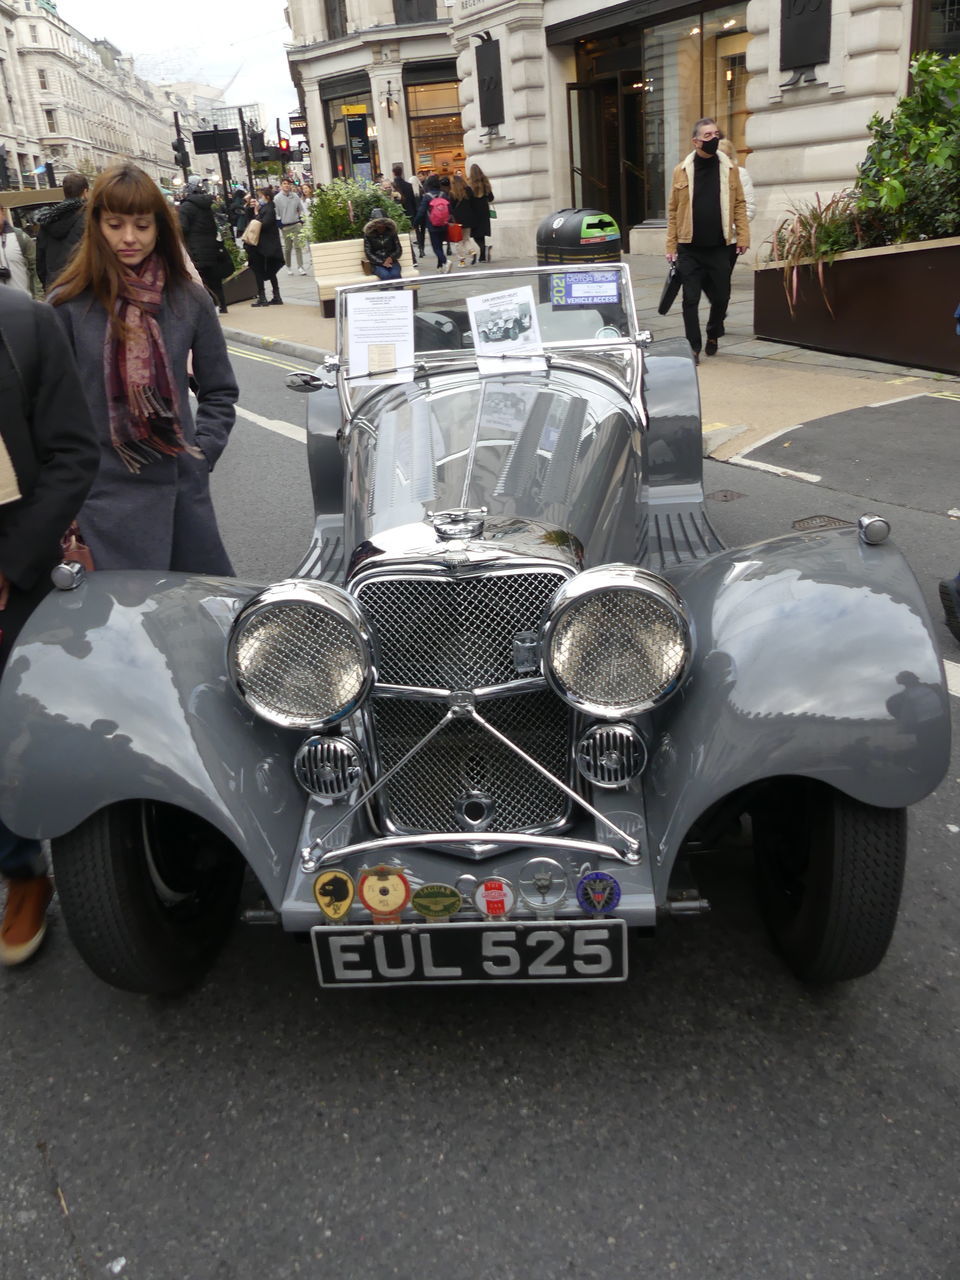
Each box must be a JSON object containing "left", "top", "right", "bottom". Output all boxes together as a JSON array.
[
  {"left": 791, "top": 515, "right": 855, "bottom": 532},
  {"left": 705, "top": 490, "right": 746, "bottom": 503}
]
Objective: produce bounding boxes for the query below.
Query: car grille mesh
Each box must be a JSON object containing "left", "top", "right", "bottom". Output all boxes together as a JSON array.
[
  {"left": 370, "top": 692, "right": 570, "bottom": 834},
  {"left": 355, "top": 571, "right": 566, "bottom": 690}
]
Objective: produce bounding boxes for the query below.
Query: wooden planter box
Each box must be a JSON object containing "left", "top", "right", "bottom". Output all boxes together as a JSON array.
[
  {"left": 223, "top": 265, "right": 258, "bottom": 305},
  {"left": 754, "top": 236, "right": 960, "bottom": 375}
]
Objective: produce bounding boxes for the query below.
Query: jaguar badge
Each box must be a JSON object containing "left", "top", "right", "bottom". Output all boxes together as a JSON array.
[{"left": 313, "top": 869, "right": 355, "bottom": 922}]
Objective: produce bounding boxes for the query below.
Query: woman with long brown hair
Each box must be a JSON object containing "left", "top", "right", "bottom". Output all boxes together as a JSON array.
[
  {"left": 51, "top": 162, "right": 238, "bottom": 573},
  {"left": 468, "top": 163, "right": 495, "bottom": 263}
]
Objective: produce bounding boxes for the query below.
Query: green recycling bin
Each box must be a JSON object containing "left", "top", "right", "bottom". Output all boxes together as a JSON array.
[{"left": 535, "top": 209, "right": 621, "bottom": 265}]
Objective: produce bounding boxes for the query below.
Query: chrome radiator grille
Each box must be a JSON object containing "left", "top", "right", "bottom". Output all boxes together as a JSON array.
[
  {"left": 370, "top": 692, "right": 570, "bottom": 834},
  {"left": 355, "top": 570, "right": 567, "bottom": 690}
]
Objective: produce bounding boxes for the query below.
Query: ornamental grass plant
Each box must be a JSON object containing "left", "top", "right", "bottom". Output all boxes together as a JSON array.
[{"left": 769, "top": 51, "right": 960, "bottom": 313}]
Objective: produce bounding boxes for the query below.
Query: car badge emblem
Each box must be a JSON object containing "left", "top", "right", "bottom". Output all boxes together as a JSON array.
[
  {"left": 358, "top": 864, "right": 411, "bottom": 923},
  {"left": 576, "top": 871, "right": 621, "bottom": 915},
  {"left": 313, "top": 869, "right": 355, "bottom": 922},
  {"left": 518, "top": 857, "right": 568, "bottom": 911},
  {"left": 411, "top": 883, "right": 463, "bottom": 921},
  {"left": 473, "top": 877, "right": 515, "bottom": 918}
]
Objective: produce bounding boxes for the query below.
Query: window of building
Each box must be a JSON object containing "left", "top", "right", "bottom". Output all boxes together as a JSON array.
[
  {"left": 323, "top": 93, "right": 380, "bottom": 179},
  {"left": 913, "top": 0, "right": 960, "bottom": 55},
  {"left": 44, "top": 107, "right": 56, "bottom": 132},
  {"left": 37, "top": 68, "right": 47, "bottom": 89},
  {"left": 29, "top": 24, "right": 39, "bottom": 43},
  {"left": 405, "top": 82, "right": 465, "bottom": 176},
  {"left": 394, "top": 0, "right": 437, "bottom": 23},
  {"left": 324, "top": 0, "right": 347, "bottom": 40}
]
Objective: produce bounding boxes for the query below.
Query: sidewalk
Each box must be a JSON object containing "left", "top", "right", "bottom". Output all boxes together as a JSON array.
[{"left": 222, "top": 253, "right": 960, "bottom": 459}]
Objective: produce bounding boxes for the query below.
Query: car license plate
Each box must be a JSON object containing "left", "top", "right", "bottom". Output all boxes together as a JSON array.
[{"left": 311, "top": 919, "right": 627, "bottom": 987}]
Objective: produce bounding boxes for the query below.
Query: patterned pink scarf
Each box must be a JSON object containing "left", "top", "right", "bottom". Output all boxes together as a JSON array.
[{"left": 104, "top": 253, "right": 203, "bottom": 473}]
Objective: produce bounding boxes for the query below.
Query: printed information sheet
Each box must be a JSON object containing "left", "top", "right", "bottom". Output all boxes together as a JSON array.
[{"left": 347, "top": 290, "right": 415, "bottom": 382}]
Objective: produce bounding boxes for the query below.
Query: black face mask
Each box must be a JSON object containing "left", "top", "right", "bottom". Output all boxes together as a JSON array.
[{"left": 699, "top": 136, "right": 720, "bottom": 156}]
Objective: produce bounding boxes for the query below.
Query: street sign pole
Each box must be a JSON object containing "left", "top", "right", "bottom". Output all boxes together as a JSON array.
[
  {"left": 238, "top": 107, "right": 255, "bottom": 194},
  {"left": 213, "top": 125, "right": 232, "bottom": 195}
]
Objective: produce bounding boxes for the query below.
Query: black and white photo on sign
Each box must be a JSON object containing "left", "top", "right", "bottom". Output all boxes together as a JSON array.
[{"left": 467, "top": 285, "right": 543, "bottom": 356}]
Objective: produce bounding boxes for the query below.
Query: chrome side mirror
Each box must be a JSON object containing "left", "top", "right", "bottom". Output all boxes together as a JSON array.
[{"left": 286, "top": 371, "right": 335, "bottom": 393}]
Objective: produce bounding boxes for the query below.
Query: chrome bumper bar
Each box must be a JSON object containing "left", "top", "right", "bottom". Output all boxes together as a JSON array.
[{"left": 301, "top": 831, "right": 636, "bottom": 873}]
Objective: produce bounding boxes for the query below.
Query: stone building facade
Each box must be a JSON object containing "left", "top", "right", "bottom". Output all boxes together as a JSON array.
[
  {"left": 0, "top": 0, "right": 197, "bottom": 191},
  {"left": 286, "top": 0, "right": 957, "bottom": 259}
]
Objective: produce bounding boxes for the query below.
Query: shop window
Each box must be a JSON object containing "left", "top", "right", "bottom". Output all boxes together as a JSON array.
[
  {"left": 395, "top": 0, "right": 437, "bottom": 22},
  {"left": 405, "top": 82, "right": 465, "bottom": 176}
]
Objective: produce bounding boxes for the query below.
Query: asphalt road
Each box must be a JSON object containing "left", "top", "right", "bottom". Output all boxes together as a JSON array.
[{"left": 2, "top": 341, "right": 958, "bottom": 1280}]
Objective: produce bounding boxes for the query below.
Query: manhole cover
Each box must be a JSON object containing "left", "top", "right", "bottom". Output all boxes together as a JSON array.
[
  {"left": 706, "top": 490, "right": 746, "bottom": 503},
  {"left": 791, "top": 515, "right": 855, "bottom": 531}
]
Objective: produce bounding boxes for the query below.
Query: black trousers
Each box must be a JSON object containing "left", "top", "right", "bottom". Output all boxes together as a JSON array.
[
  {"left": 197, "top": 264, "right": 226, "bottom": 312},
  {"left": 676, "top": 244, "right": 732, "bottom": 353}
]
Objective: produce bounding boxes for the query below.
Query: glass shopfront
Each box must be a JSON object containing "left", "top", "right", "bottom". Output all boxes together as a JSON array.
[
  {"left": 323, "top": 86, "right": 381, "bottom": 180},
  {"left": 404, "top": 79, "right": 465, "bottom": 177},
  {"left": 557, "top": 3, "right": 749, "bottom": 229}
]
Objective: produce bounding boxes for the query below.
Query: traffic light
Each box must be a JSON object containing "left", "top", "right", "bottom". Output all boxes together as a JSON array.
[
  {"left": 278, "top": 137, "right": 290, "bottom": 156},
  {"left": 171, "top": 137, "right": 190, "bottom": 170},
  {"left": 249, "top": 130, "right": 269, "bottom": 162}
]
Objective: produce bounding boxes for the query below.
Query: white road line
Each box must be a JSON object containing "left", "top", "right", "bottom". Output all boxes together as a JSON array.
[
  {"left": 944, "top": 659, "right": 960, "bottom": 699},
  {"left": 235, "top": 405, "right": 306, "bottom": 443},
  {"left": 866, "top": 393, "right": 927, "bottom": 408}
]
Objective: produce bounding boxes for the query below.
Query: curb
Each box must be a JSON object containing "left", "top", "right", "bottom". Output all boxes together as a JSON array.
[{"left": 221, "top": 327, "right": 330, "bottom": 365}]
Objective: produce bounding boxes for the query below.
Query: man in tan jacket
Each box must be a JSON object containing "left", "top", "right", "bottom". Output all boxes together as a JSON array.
[{"left": 666, "top": 118, "right": 749, "bottom": 362}]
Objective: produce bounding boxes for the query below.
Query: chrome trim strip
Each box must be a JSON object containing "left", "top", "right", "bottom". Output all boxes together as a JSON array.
[
  {"left": 306, "top": 832, "right": 634, "bottom": 869},
  {"left": 371, "top": 677, "right": 549, "bottom": 700}
]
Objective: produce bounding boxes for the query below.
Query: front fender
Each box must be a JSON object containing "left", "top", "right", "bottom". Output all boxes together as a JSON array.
[
  {"left": 0, "top": 572, "right": 306, "bottom": 905},
  {"left": 650, "top": 527, "right": 951, "bottom": 871}
]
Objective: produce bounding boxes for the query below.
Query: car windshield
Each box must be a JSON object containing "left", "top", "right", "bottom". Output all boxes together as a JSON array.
[{"left": 336, "top": 264, "right": 639, "bottom": 392}]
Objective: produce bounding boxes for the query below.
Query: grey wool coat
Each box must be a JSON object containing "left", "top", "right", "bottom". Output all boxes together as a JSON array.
[{"left": 53, "top": 281, "right": 238, "bottom": 574}]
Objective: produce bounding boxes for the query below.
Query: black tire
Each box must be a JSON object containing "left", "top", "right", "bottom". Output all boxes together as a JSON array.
[
  {"left": 52, "top": 802, "right": 244, "bottom": 995},
  {"left": 752, "top": 780, "right": 907, "bottom": 983}
]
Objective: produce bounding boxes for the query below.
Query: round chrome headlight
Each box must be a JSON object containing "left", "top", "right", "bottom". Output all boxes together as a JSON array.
[
  {"left": 542, "top": 566, "right": 691, "bottom": 717},
  {"left": 228, "top": 580, "right": 374, "bottom": 730}
]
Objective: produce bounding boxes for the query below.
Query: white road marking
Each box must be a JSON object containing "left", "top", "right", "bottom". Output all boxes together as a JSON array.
[
  {"left": 866, "top": 393, "right": 927, "bottom": 408},
  {"left": 729, "top": 455, "right": 822, "bottom": 484},
  {"left": 944, "top": 659, "right": 960, "bottom": 699},
  {"left": 235, "top": 404, "right": 306, "bottom": 443}
]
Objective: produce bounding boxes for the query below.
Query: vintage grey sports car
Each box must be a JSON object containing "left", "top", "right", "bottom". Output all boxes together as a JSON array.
[{"left": 0, "top": 264, "right": 950, "bottom": 994}]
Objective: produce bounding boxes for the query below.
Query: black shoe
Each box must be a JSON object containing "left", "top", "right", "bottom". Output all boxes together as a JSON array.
[
  {"left": 269, "top": 296, "right": 283, "bottom": 305},
  {"left": 218, "top": 306, "right": 228, "bottom": 315},
  {"left": 250, "top": 295, "right": 269, "bottom": 308},
  {"left": 939, "top": 578, "right": 960, "bottom": 642},
  {"left": 705, "top": 338, "right": 719, "bottom": 356}
]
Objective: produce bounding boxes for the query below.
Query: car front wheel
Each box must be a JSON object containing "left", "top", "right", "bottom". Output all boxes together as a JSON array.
[
  {"left": 752, "top": 780, "right": 907, "bottom": 983},
  {"left": 52, "top": 802, "right": 244, "bottom": 995}
]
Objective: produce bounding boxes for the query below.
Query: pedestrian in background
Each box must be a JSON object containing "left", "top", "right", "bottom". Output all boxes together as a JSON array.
[
  {"left": 49, "top": 162, "right": 238, "bottom": 575},
  {"left": 178, "top": 175, "right": 228, "bottom": 314},
  {"left": 449, "top": 173, "right": 478, "bottom": 268},
  {"left": 274, "top": 177, "right": 307, "bottom": 276},
  {"left": 363, "top": 207, "right": 403, "bottom": 280},
  {"left": 665, "top": 117, "right": 749, "bottom": 363},
  {"left": 35, "top": 171, "right": 89, "bottom": 289},
  {"left": 226, "top": 186, "right": 248, "bottom": 238},
  {"left": 0, "top": 286, "right": 99, "bottom": 965},
  {"left": 414, "top": 175, "right": 450, "bottom": 272},
  {"left": 468, "top": 164, "right": 494, "bottom": 263},
  {"left": 245, "top": 186, "right": 284, "bottom": 307},
  {"left": 0, "top": 204, "right": 40, "bottom": 297}
]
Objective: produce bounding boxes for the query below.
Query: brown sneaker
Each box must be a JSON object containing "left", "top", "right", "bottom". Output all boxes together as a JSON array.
[{"left": 0, "top": 876, "right": 53, "bottom": 966}]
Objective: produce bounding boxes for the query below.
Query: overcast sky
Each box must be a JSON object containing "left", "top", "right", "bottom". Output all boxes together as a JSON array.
[{"left": 59, "top": 1, "right": 299, "bottom": 137}]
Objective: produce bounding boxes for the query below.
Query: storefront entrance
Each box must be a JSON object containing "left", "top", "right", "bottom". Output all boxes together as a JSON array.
[{"left": 560, "top": 3, "right": 749, "bottom": 230}]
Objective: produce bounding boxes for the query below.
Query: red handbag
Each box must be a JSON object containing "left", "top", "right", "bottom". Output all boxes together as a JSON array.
[{"left": 447, "top": 222, "right": 463, "bottom": 243}]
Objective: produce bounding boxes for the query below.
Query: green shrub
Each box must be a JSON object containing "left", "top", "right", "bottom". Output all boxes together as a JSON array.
[{"left": 307, "top": 178, "right": 411, "bottom": 242}]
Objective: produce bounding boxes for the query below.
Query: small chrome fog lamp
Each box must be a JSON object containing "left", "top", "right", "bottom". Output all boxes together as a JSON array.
[
  {"left": 542, "top": 566, "right": 691, "bottom": 717},
  {"left": 228, "top": 580, "right": 374, "bottom": 730}
]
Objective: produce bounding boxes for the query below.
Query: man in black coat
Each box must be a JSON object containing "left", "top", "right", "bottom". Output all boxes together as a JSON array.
[
  {"left": 0, "top": 287, "right": 99, "bottom": 965},
  {"left": 34, "top": 171, "right": 89, "bottom": 289},
  {"left": 179, "top": 175, "right": 228, "bottom": 313}
]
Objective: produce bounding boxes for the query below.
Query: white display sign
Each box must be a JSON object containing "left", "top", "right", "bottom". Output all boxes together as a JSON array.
[
  {"left": 347, "top": 290, "right": 415, "bottom": 382},
  {"left": 466, "top": 285, "right": 545, "bottom": 375}
]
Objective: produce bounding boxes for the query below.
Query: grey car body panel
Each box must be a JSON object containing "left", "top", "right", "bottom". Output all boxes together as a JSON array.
[{"left": 0, "top": 573, "right": 305, "bottom": 904}]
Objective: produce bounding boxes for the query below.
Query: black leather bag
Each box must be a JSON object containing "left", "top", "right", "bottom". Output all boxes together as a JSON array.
[
  {"left": 658, "top": 264, "right": 681, "bottom": 315},
  {"left": 215, "top": 241, "right": 235, "bottom": 281}
]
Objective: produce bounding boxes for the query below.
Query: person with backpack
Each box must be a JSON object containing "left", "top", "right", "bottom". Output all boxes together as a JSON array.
[{"left": 414, "top": 177, "right": 452, "bottom": 271}]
